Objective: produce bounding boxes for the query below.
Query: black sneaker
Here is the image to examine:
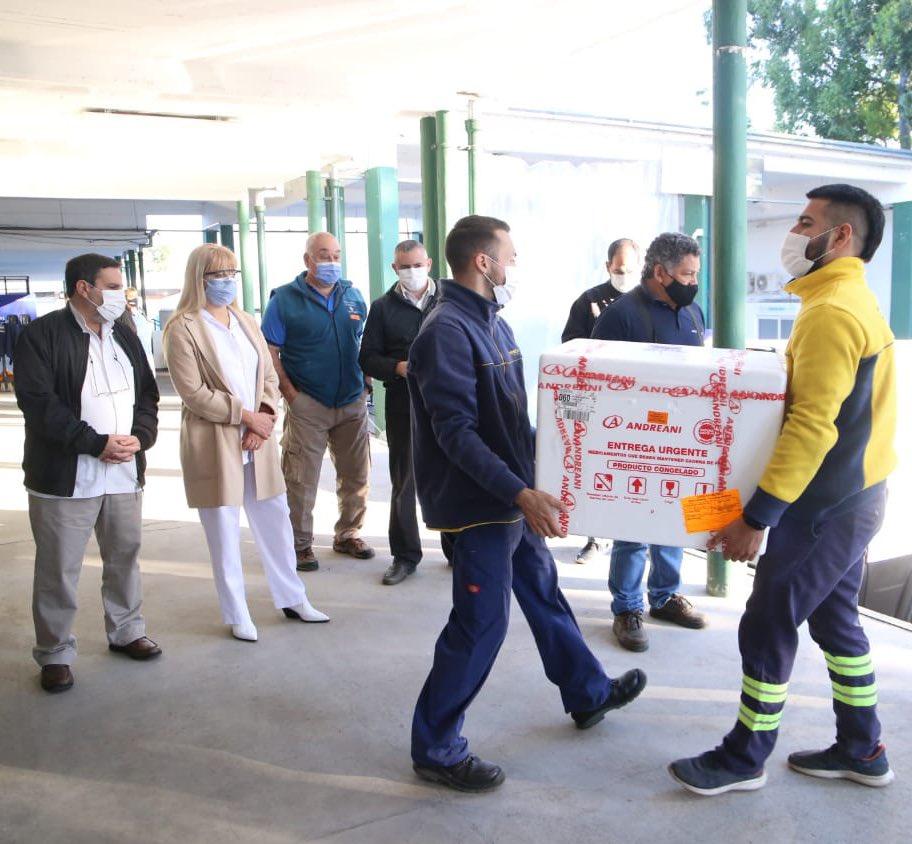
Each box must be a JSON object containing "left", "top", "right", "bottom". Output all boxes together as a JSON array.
[
  {"left": 382, "top": 560, "right": 417, "bottom": 585},
  {"left": 413, "top": 753, "right": 506, "bottom": 793},
  {"left": 668, "top": 751, "right": 767, "bottom": 796},
  {"left": 650, "top": 594, "right": 707, "bottom": 629},
  {"left": 788, "top": 743, "right": 894, "bottom": 787},
  {"left": 613, "top": 611, "right": 649, "bottom": 651},
  {"left": 575, "top": 538, "right": 601, "bottom": 564},
  {"left": 571, "top": 668, "right": 647, "bottom": 729},
  {"left": 296, "top": 548, "right": 319, "bottom": 572}
]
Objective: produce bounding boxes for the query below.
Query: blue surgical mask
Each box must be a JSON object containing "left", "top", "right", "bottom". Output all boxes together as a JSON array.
[
  {"left": 314, "top": 261, "right": 343, "bottom": 286},
  {"left": 205, "top": 277, "right": 237, "bottom": 306}
]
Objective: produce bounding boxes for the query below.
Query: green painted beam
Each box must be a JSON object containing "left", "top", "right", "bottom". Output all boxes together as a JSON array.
[
  {"left": 420, "top": 116, "right": 440, "bottom": 271},
  {"left": 219, "top": 224, "right": 235, "bottom": 252},
  {"left": 137, "top": 248, "right": 147, "bottom": 312},
  {"left": 236, "top": 200, "right": 255, "bottom": 315},
  {"left": 890, "top": 201, "right": 912, "bottom": 339},
  {"left": 125, "top": 249, "right": 137, "bottom": 287},
  {"left": 254, "top": 204, "right": 268, "bottom": 318},
  {"left": 326, "top": 178, "right": 347, "bottom": 277},
  {"left": 306, "top": 170, "right": 324, "bottom": 234},
  {"left": 466, "top": 116, "right": 478, "bottom": 215},
  {"left": 203, "top": 228, "right": 218, "bottom": 244},
  {"left": 683, "top": 194, "right": 712, "bottom": 326},
  {"left": 435, "top": 110, "right": 450, "bottom": 276},
  {"left": 365, "top": 166, "right": 401, "bottom": 432},
  {"left": 708, "top": 0, "right": 748, "bottom": 598}
]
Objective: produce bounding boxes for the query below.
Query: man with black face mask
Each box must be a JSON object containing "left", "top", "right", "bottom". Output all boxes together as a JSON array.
[{"left": 591, "top": 232, "right": 707, "bottom": 652}]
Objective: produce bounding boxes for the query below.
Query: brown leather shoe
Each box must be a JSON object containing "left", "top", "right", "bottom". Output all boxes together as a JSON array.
[
  {"left": 40, "top": 664, "right": 74, "bottom": 694},
  {"left": 332, "top": 537, "right": 376, "bottom": 559},
  {"left": 650, "top": 594, "right": 707, "bottom": 629},
  {"left": 109, "top": 636, "right": 162, "bottom": 660},
  {"left": 296, "top": 547, "right": 319, "bottom": 572}
]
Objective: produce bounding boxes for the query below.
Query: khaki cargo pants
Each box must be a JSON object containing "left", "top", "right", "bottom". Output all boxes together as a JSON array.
[{"left": 281, "top": 390, "right": 370, "bottom": 552}]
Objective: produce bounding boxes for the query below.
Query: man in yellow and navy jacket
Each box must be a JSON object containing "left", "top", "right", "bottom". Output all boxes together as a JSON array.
[{"left": 670, "top": 184, "right": 897, "bottom": 795}]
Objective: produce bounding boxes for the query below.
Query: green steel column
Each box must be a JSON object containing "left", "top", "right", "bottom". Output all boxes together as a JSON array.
[
  {"left": 326, "top": 178, "right": 347, "bottom": 277},
  {"left": 254, "top": 203, "right": 268, "bottom": 317},
  {"left": 137, "top": 248, "right": 147, "bottom": 312},
  {"left": 420, "top": 116, "right": 440, "bottom": 270},
  {"left": 683, "top": 194, "right": 712, "bottom": 326},
  {"left": 708, "top": 0, "right": 748, "bottom": 598},
  {"left": 204, "top": 228, "right": 218, "bottom": 244},
  {"left": 338, "top": 184, "right": 348, "bottom": 278},
  {"left": 435, "top": 110, "right": 450, "bottom": 275},
  {"left": 306, "top": 170, "right": 324, "bottom": 233},
  {"left": 890, "top": 201, "right": 912, "bottom": 338},
  {"left": 236, "top": 200, "right": 255, "bottom": 315},
  {"left": 125, "top": 249, "right": 137, "bottom": 287},
  {"left": 365, "top": 166, "right": 400, "bottom": 432},
  {"left": 219, "top": 224, "right": 235, "bottom": 252},
  {"left": 466, "top": 115, "right": 478, "bottom": 215}
]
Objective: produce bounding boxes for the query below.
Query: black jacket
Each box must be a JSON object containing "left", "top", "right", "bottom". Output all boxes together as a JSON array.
[
  {"left": 359, "top": 282, "right": 438, "bottom": 415},
  {"left": 561, "top": 280, "right": 624, "bottom": 342},
  {"left": 14, "top": 306, "right": 159, "bottom": 496}
]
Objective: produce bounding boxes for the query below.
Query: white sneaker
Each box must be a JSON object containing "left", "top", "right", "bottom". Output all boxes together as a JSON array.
[
  {"left": 231, "top": 621, "right": 258, "bottom": 641},
  {"left": 282, "top": 601, "right": 330, "bottom": 623}
]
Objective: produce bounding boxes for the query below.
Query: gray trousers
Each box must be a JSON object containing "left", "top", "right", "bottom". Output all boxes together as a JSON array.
[{"left": 29, "top": 492, "right": 146, "bottom": 667}]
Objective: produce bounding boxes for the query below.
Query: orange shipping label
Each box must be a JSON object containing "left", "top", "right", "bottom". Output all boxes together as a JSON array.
[
  {"left": 681, "top": 489, "right": 743, "bottom": 533},
  {"left": 647, "top": 410, "right": 669, "bottom": 425}
]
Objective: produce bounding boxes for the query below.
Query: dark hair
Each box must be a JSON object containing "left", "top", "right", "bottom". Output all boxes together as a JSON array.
[
  {"left": 641, "top": 232, "right": 700, "bottom": 283},
  {"left": 607, "top": 238, "right": 640, "bottom": 262},
  {"left": 806, "top": 184, "right": 884, "bottom": 262},
  {"left": 64, "top": 253, "right": 120, "bottom": 297},
  {"left": 395, "top": 239, "right": 423, "bottom": 254},
  {"left": 444, "top": 215, "right": 510, "bottom": 274}
]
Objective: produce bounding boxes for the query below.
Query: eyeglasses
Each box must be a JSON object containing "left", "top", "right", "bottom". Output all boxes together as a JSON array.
[
  {"left": 204, "top": 270, "right": 240, "bottom": 280},
  {"left": 88, "top": 344, "right": 131, "bottom": 397}
]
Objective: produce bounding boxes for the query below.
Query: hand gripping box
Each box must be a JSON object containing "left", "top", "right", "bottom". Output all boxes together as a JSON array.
[{"left": 535, "top": 339, "right": 787, "bottom": 548}]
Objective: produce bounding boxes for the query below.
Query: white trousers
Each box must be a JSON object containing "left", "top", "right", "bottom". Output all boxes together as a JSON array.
[{"left": 198, "top": 462, "right": 307, "bottom": 625}]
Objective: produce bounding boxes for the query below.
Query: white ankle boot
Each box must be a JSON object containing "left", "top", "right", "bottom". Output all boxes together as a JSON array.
[
  {"left": 282, "top": 599, "right": 330, "bottom": 623},
  {"left": 231, "top": 620, "right": 258, "bottom": 641}
]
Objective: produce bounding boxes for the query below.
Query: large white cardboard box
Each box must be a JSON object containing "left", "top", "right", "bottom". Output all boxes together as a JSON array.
[{"left": 535, "top": 339, "right": 787, "bottom": 548}]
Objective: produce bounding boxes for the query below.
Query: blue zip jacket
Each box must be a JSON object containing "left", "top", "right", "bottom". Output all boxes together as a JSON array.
[
  {"left": 261, "top": 272, "right": 366, "bottom": 408},
  {"left": 407, "top": 281, "right": 534, "bottom": 532},
  {"left": 591, "top": 283, "right": 705, "bottom": 345}
]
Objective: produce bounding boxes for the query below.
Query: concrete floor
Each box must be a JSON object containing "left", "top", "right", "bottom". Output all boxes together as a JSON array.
[{"left": 0, "top": 390, "right": 910, "bottom": 844}]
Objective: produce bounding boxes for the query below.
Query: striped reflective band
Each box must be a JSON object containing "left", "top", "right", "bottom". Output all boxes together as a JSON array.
[
  {"left": 738, "top": 703, "right": 782, "bottom": 732},
  {"left": 831, "top": 680, "right": 878, "bottom": 708},
  {"left": 824, "top": 651, "right": 874, "bottom": 678},
  {"left": 742, "top": 676, "right": 788, "bottom": 704}
]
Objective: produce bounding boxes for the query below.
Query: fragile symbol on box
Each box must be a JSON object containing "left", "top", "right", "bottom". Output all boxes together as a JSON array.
[
  {"left": 628, "top": 476, "right": 647, "bottom": 495},
  {"left": 661, "top": 480, "right": 680, "bottom": 498},
  {"left": 594, "top": 472, "right": 614, "bottom": 491},
  {"left": 695, "top": 482, "right": 715, "bottom": 495}
]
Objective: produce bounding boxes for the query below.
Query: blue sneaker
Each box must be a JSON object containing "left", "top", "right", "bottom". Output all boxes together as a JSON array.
[
  {"left": 788, "top": 743, "right": 894, "bottom": 787},
  {"left": 668, "top": 751, "right": 767, "bottom": 796}
]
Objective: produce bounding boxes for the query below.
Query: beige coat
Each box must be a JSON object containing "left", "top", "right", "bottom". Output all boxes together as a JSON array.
[{"left": 165, "top": 308, "right": 285, "bottom": 508}]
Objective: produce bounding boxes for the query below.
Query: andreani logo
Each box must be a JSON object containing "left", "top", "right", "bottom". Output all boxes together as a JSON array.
[{"left": 625, "top": 421, "right": 682, "bottom": 434}]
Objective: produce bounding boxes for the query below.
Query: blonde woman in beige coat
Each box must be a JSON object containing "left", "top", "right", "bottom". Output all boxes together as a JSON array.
[{"left": 163, "top": 244, "right": 328, "bottom": 641}]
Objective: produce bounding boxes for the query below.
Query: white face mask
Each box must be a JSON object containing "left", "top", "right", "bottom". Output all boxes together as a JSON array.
[
  {"left": 397, "top": 266, "right": 429, "bottom": 293},
  {"left": 780, "top": 227, "right": 837, "bottom": 278},
  {"left": 483, "top": 257, "right": 518, "bottom": 307},
  {"left": 88, "top": 287, "right": 127, "bottom": 323},
  {"left": 610, "top": 270, "right": 638, "bottom": 293}
]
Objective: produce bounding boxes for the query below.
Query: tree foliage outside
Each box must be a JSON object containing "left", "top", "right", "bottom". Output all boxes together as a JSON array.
[{"left": 736, "top": 0, "right": 912, "bottom": 148}]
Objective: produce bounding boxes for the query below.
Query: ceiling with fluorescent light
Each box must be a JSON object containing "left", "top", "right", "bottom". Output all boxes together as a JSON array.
[{"left": 0, "top": 0, "right": 713, "bottom": 200}]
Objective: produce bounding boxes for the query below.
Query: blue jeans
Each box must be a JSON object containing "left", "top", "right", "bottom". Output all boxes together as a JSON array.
[{"left": 608, "top": 541, "right": 683, "bottom": 615}]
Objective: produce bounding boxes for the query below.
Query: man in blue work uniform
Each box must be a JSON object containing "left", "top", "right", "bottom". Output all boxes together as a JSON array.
[
  {"left": 670, "top": 184, "right": 896, "bottom": 794},
  {"left": 262, "top": 232, "right": 374, "bottom": 572},
  {"left": 591, "top": 232, "right": 708, "bottom": 652},
  {"left": 408, "top": 215, "right": 646, "bottom": 793}
]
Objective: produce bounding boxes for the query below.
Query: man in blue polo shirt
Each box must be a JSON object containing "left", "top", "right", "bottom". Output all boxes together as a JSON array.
[
  {"left": 262, "top": 232, "right": 374, "bottom": 572},
  {"left": 591, "top": 232, "right": 708, "bottom": 651}
]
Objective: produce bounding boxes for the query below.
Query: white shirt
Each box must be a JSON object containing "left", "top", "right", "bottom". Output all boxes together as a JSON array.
[
  {"left": 31, "top": 305, "right": 139, "bottom": 499},
  {"left": 200, "top": 308, "right": 260, "bottom": 464},
  {"left": 398, "top": 277, "right": 436, "bottom": 310}
]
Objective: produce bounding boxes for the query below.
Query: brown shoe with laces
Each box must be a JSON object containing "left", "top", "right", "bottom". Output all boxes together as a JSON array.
[
  {"left": 650, "top": 594, "right": 707, "bottom": 629},
  {"left": 332, "top": 537, "right": 376, "bottom": 559}
]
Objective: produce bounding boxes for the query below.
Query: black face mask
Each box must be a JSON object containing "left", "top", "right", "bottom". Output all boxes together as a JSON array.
[{"left": 666, "top": 278, "right": 698, "bottom": 308}]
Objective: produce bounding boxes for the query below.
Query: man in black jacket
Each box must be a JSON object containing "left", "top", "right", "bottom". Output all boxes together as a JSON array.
[
  {"left": 359, "top": 240, "right": 438, "bottom": 585},
  {"left": 15, "top": 253, "right": 161, "bottom": 694},
  {"left": 561, "top": 237, "right": 640, "bottom": 564}
]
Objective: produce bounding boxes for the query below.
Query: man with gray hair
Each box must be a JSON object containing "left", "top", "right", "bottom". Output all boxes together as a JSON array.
[
  {"left": 262, "top": 232, "right": 374, "bottom": 571},
  {"left": 591, "top": 232, "right": 708, "bottom": 652},
  {"left": 359, "top": 240, "right": 438, "bottom": 585}
]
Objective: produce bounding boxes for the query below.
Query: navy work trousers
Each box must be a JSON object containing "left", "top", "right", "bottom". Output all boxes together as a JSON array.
[
  {"left": 718, "top": 485, "right": 886, "bottom": 774},
  {"left": 412, "top": 520, "right": 613, "bottom": 767}
]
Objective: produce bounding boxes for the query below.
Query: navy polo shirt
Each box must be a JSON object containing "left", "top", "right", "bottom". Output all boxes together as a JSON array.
[{"left": 591, "top": 284, "right": 705, "bottom": 346}]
